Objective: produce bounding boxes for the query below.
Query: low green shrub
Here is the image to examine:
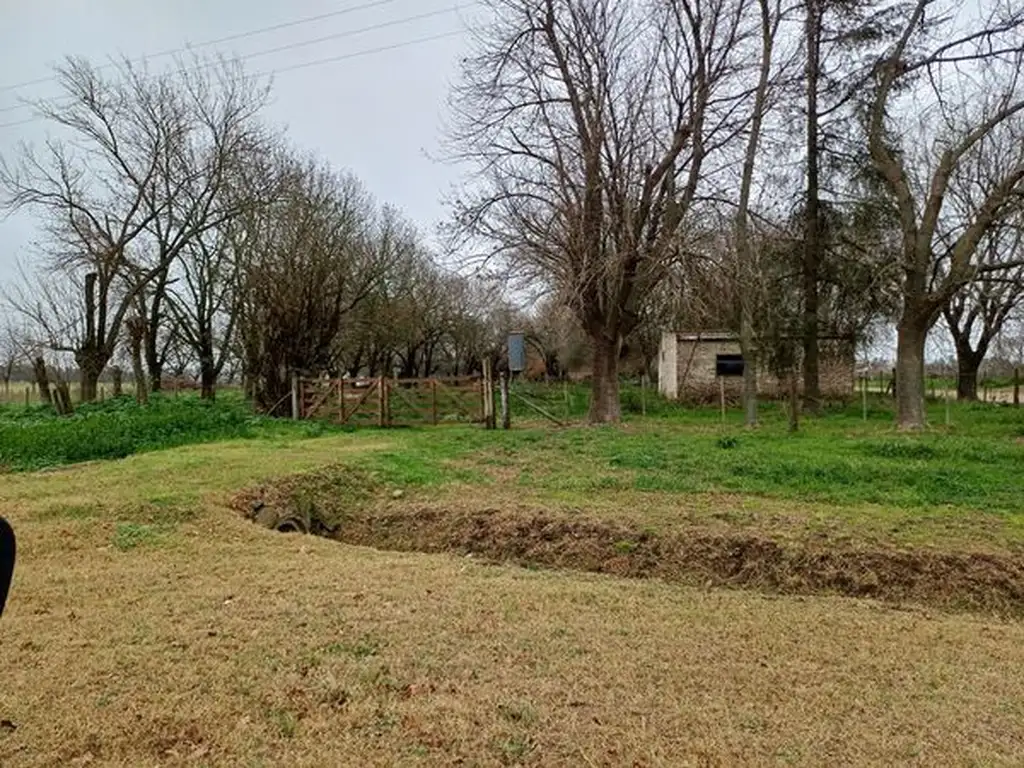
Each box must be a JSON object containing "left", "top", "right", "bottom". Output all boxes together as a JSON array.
[{"left": 0, "top": 394, "right": 332, "bottom": 471}]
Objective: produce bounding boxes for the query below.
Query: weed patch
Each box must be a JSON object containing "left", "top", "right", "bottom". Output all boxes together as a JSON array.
[
  {"left": 112, "top": 522, "right": 170, "bottom": 551},
  {"left": 0, "top": 394, "right": 340, "bottom": 471},
  {"left": 861, "top": 439, "right": 940, "bottom": 460}
]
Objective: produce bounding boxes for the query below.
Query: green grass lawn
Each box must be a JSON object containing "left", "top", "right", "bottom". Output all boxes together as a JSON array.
[
  {"left": 3, "top": 388, "right": 1022, "bottom": 548},
  {"left": 356, "top": 395, "right": 1024, "bottom": 510}
]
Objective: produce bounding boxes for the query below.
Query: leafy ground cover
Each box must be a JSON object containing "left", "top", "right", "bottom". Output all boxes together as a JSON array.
[{"left": 0, "top": 394, "right": 334, "bottom": 471}]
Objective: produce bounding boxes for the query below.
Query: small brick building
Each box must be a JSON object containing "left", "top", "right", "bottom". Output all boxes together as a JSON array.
[{"left": 658, "top": 330, "right": 855, "bottom": 402}]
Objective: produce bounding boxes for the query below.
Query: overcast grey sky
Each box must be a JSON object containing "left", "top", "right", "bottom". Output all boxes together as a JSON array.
[{"left": 0, "top": 0, "right": 479, "bottom": 290}]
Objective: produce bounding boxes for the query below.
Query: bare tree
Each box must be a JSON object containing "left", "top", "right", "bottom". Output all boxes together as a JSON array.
[
  {"left": 0, "top": 327, "right": 17, "bottom": 400},
  {"left": 166, "top": 223, "right": 243, "bottom": 399},
  {"left": 235, "top": 155, "right": 401, "bottom": 411},
  {"left": 0, "top": 55, "right": 270, "bottom": 402},
  {"left": 139, "top": 57, "right": 272, "bottom": 391},
  {"left": 448, "top": 0, "right": 752, "bottom": 422},
  {"left": 733, "top": 0, "right": 787, "bottom": 426},
  {"left": 991, "top": 312, "right": 1024, "bottom": 369},
  {"left": 942, "top": 219, "right": 1024, "bottom": 399},
  {"left": 866, "top": 0, "right": 1024, "bottom": 428}
]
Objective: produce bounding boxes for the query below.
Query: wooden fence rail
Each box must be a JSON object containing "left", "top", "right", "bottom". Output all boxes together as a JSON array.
[{"left": 294, "top": 375, "right": 486, "bottom": 427}]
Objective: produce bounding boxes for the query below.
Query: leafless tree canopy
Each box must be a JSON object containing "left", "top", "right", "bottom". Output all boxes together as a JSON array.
[
  {"left": 1, "top": 54, "right": 273, "bottom": 401},
  {"left": 866, "top": 0, "right": 1024, "bottom": 426},
  {"left": 447, "top": 0, "right": 757, "bottom": 421}
]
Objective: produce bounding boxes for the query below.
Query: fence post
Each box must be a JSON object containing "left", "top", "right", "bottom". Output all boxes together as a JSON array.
[
  {"left": 640, "top": 374, "right": 647, "bottom": 417},
  {"left": 719, "top": 376, "right": 726, "bottom": 424},
  {"left": 486, "top": 360, "right": 497, "bottom": 429},
  {"left": 377, "top": 376, "right": 386, "bottom": 427},
  {"left": 290, "top": 374, "right": 300, "bottom": 420},
  {"left": 339, "top": 378, "right": 346, "bottom": 423},
  {"left": 1014, "top": 367, "right": 1020, "bottom": 407},
  {"left": 500, "top": 372, "right": 510, "bottom": 430},
  {"left": 861, "top": 375, "right": 867, "bottom": 421},
  {"left": 788, "top": 370, "right": 799, "bottom": 433},
  {"left": 945, "top": 378, "right": 951, "bottom": 426},
  {"left": 431, "top": 379, "right": 438, "bottom": 425},
  {"left": 891, "top": 368, "right": 897, "bottom": 400},
  {"left": 481, "top": 360, "right": 490, "bottom": 428}
]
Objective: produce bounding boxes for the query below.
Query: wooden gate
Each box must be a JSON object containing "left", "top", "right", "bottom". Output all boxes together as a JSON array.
[{"left": 296, "top": 376, "right": 485, "bottom": 426}]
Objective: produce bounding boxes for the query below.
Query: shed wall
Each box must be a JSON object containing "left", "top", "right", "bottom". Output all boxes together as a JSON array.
[{"left": 663, "top": 333, "right": 855, "bottom": 401}]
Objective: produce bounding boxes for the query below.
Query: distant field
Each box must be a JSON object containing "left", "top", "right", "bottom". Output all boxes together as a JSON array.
[
  {"left": 1, "top": 392, "right": 1023, "bottom": 764},
  {"left": 0, "top": 381, "right": 245, "bottom": 406},
  {"left": 1, "top": 380, "right": 135, "bottom": 405}
]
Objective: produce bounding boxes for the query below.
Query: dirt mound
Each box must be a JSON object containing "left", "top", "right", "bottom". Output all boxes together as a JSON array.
[{"left": 233, "top": 475, "right": 1024, "bottom": 616}]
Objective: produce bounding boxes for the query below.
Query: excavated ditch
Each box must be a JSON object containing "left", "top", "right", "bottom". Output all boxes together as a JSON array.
[{"left": 232, "top": 467, "right": 1024, "bottom": 616}]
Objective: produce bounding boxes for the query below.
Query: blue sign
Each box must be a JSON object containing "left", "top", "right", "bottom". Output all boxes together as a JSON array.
[{"left": 508, "top": 332, "right": 526, "bottom": 372}]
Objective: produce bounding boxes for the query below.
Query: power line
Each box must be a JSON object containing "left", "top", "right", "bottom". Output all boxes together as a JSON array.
[
  {"left": 255, "top": 28, "right": 466, "bottom": 78},
  {"left": 0, "top": 3, "right": 473, "bottom": 118},
  {"left": 0, "top": 0, "right": 403, "bottom": 96},
  {"left": 0, "top": 28, "right": 469, "bottom": 131}
]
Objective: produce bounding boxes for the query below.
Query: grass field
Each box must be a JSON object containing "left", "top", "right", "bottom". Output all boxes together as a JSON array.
[{"left": 1, "top": 394, "right": 1024, "bottom": 765}]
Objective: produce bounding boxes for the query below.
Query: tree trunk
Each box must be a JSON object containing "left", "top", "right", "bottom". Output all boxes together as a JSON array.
[
  {"left": 802, "top": 0, "right": 822, "bottom": 414},
  {"left": 588, "top": 334, "right": 621, "bottom": 424},
  {"left": 739, "top": 310, "right": 758, "bottom": 427},
  {"left": 147, "top": 350, "right": 164, "bottom": 393},
  {"left": 74, "top": 341, "right": 109, "bottom": 402},
  {"left": 128, "top": 319, "right": 148, "bottom": 406},
  {"left": 200, "top": 355, "right": 217, "bottom": 400},
  {"left": 788, "top": 368, "right": 800, "bottom": 432},
  {"left": 144, "top": 305, "right": 162, "bottom": 392},
  {"left": 111, "top": 367, "right": 123, "bottom": 397},
  {"left": 79, "top": 363, "right": 100, "bottom": 404},
  {"left": 143, "top": 271, "right": 169, "bottom": 393},
  {"left": 78, "top": 272, "right": 104, "bottom": 404},
  {"left": 955, "top": 352, "right": 981, "bottom": 401},
  {"left": 802, "top": 266, "right": 821, "bottom": 411},
  {"left": 895, "top": 318, "right": 928, "bottom": 429},
  {"left": 742, "top": 359, "right": 758, "bottom": 427},
  {"left": 32, "top": 357, "right": 52, "bottom": 406},
  {"left": 53, "top": 379, "right": 74, "bottom": 416}
]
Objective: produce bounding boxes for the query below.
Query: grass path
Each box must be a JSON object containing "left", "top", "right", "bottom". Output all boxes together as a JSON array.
[{"left": 1, "top": 434, "right": 1024, "bottom": 765}]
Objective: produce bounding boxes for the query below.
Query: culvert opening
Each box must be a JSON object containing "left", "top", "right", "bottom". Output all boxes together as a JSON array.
[{"left": 275, "top": 519, "right": 308, "bottom": 534}]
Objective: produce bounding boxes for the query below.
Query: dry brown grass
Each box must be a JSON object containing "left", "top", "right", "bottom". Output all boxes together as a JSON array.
[{"left": 2, "top": 441, "right": 1024, "bottom": 766}]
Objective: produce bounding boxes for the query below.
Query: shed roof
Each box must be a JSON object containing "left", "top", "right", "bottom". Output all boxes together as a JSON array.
[
  {"left": 671, "top": 330, "right": 856, "bottom": 343},
  {"left": 674, "top": 331, "right": 737, "bottom": 342}
]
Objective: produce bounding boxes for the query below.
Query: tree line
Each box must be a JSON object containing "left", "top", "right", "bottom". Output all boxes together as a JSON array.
[
  {"left": 3, "top": 0, "right": 1024, "bottom": 429},
  {"left": 446, "top": 0, "right": 1024, "bottom": 428},
  {"left": 0, "top": 56, "right": 532, "bottom": 413}
]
